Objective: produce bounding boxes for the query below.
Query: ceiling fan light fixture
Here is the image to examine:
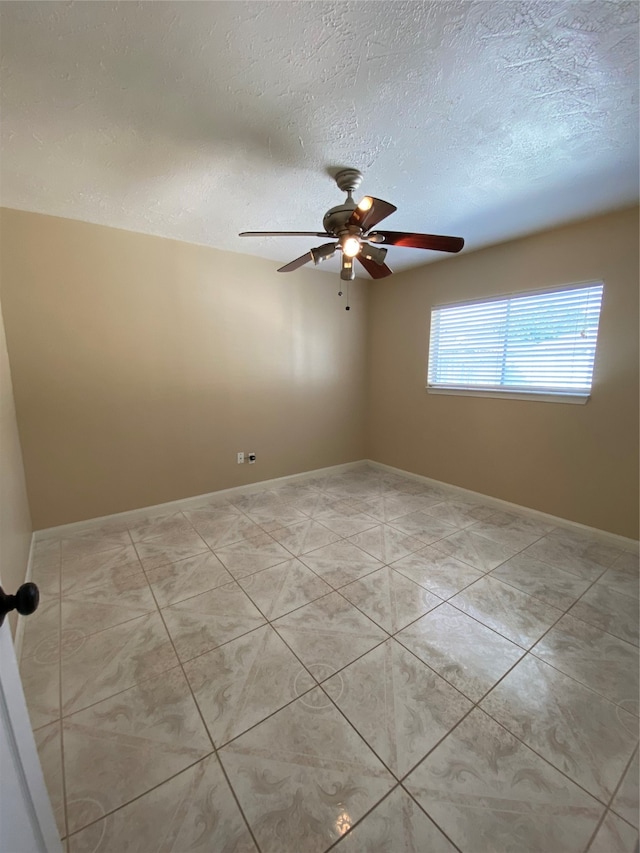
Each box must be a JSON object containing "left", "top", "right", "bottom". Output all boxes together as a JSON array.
[
  {"left": 340, "top": 256, "right": 355, "bottom": 281},
  {"left": 342, "top": 236, "right": 361, "bottom": 257},
  {"left": 357, "top": 196, "right": 373, "bottom": 212},
  {"left": 361, "top": 244, "right": 387, "bottom": 265},
  {"left": 310, "top": 242, "right": 337, "bottom": 264}
]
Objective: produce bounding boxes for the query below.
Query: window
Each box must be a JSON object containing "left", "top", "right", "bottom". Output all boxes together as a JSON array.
[{"left": 427, "top": 282, "right": 604, "bottom": 403}]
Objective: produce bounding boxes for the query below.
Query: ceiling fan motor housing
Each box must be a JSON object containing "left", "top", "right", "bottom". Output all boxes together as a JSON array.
[
  {"left": 323, "top": 168, "right": 366, "bottom": 236},
  {"left": 322, "top": 202, "right": 359, "bottom": 237}
]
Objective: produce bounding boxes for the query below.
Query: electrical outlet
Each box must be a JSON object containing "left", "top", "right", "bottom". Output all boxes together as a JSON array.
[
  {"left": 237, "top": 452, "right": 244, "bottom": 464},
  {"left": 248, "top": 452, "right": 256, "bottom": 464}
]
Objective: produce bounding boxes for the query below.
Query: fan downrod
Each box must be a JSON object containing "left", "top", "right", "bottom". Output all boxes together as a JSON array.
[{"left": 334, "top": 168, "right": 363, "bottom": 196}]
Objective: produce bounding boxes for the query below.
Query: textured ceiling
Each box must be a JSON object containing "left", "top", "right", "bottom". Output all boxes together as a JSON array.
[{"left": 0, "top": 1, "right": 638, "bottom": 274}]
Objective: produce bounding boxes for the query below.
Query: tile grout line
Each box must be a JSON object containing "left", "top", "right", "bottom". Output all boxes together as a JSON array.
[
  {"left": 57, "top": 526, "right": 226, "bottom": 844},
  {"left": 197, "top": 568, "right": 358, "bottom": 853},
  {"left": 271, "top": 521, "right": 425, "bottom": 641},
  {"left": 58, "top": 561, "right": 143, "bottom": 599},
  {"left": 227, "top": 565, "right": 390, "bottom": 708},
  {"left": 63, "top": 752, "right": 217, "bottom": 845},
  {"left": 484, "top": 560, "right": 598, "bottom": 606},
  {"left": 138, "top": 555, "right": 264, "bottom": 853},
  {"left": 244, "top": 631, "right": 408, "bottom": 844},
  {"left": 321, "top": 784, "right": 404, "bottom": 852},
  {"left": 405, "top": 533, "right": 560, "bottom": 651},
  {"left": 329, "top": 779, "right": 467, "bottom": 853},
  {"left": 205, "top": 671, "right": 318, "bottom": 752},
  {"left": 118, "top": 496, "right": 373, "bottom": 674},
  {"left": 245, "top": 505, "right": 400, "bottom": 609},
  {"left": 444, "top": 595, "right": 562, "bottom": 651},
  {"left": 560, "top": 569, "right": 639, "bottom": 646},
  {"left": 58, "top": 544, "right": 174, "bottom": 721},
  {"left": 472, "top": 703, "right": 619, "bottom": 812},
  {"left": 382, "top": 570, "right": 638, "bottom": 806},
  {"left": 390, "top": 562, "right": 483, "bottom": 602},
  {"left": 316, "top": 669, "right": 472, "bottom": 852},
  {"left": 57, "top": 661, "right": 190, "bottom": 722},
  {"left": 332, "top": 572, "right": 447, "bottom": 635},
  {"left": 200, "top": 548, "right": 415, "bottom": 844},
  {"left": 420, "top": 533, "right": 639, "bottom": 687},
  {"left": 226, "top": 534, "right": 477, "bottom": 849},
  {"left": 385, "top": 629, "right": 627, "bottom": 824},
  {"left": 55, "top": 604, "right": 167, "bottom": 649},
  {"left": 463, "top": 596, "right": 639, "bottom": 811},
  {"left": 525, "top": 647, "right": 640, "bottom": 719},
  {"left": 400, "top": 781, "right": 467, "bottom": 853},
  {"left": 582, "top": 743, "right": 639, "bottom": 852},
  {"left": 55, "top": 541, "right": 71, "bottom": 846},
  {"left": 316, "top": 600, "right": 627, "bottom": 853},
  {"left": 431, "top": 525, "right": 623, "bottom": 591}
]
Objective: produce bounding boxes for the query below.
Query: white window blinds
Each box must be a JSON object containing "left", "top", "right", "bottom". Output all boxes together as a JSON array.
[{"left": 427, "top": 283, "right": 604, "bottom": 398}]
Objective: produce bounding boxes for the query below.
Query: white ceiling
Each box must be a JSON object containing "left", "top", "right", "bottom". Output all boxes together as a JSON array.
[{"left": 0, "top": 1, "right": 638, "bottom": 274}]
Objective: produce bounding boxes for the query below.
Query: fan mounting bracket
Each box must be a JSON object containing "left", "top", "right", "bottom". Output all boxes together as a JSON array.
[{"left": 334, "top": 168, "right": 363, "bottom": 195}]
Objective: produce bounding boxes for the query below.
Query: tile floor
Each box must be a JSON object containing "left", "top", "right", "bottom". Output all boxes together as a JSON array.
[{"left": 19, "top": 465, "right": 640, "bottom": 853}]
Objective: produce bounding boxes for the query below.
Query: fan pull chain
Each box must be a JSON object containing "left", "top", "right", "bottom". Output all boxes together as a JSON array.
[{"left": 345, "top": 279, "right": 350, "bottom": 311}]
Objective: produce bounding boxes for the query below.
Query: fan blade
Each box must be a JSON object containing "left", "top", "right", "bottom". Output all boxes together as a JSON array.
[
  {"left": 357, "top": 255, "right": 393, "bottom": 279},
  {"left": 369, "top": 231, "right": 464, "bottom": 253},
  {"left": 277, "top": 252, "right": 313, "bottom": 273},
  {"left": 239, "top": 231, "right": 331, "bottom": 237},
  {"left": 347, "top": 198, "right": 397, "bottom": 231}
]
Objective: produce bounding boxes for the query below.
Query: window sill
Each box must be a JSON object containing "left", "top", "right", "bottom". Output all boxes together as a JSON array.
[{"left": 426, "top": 386, "right": 590, "bottom": 405}]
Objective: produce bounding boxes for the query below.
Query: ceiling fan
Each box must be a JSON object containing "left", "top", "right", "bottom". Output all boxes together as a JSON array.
[{"left": 239, "top": 168, "right": 464, "bottom": 287}]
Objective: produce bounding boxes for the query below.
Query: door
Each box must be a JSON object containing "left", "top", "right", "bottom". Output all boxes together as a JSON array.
[{"left": 0, "top": 619, "right": 62, "bottom": 853}]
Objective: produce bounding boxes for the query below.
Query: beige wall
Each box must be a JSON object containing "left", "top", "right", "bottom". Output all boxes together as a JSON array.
[
  {"left": 2, "top": 206, "right": 638, "bottom": 539},
  {"left": 367, "top": 207, "right": 639, "bottom": 539},
  {"left": 0, "top": 295, "right": 32, "bottom": 635},
  {"left": 0, "top": 208, "right": 368, "bottom": 529}
]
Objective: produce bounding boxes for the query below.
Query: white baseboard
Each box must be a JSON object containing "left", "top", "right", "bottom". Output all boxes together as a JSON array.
[
  {"left": 33, "top": 457, "right": 639, "bottom": 555},
  {"left": 13, "top": 533, "right": 35, "bottom": 662},
  {"left": 368, "top": 460, "right": 639, "bottom": 554},
  {"left": 33, "top": 460, "right": 367, "bottom": 540}
]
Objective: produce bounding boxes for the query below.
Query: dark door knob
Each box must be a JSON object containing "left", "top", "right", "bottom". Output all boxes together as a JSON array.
[{"left": 0, "top": 582, "right": 40, "bottom": 627}]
